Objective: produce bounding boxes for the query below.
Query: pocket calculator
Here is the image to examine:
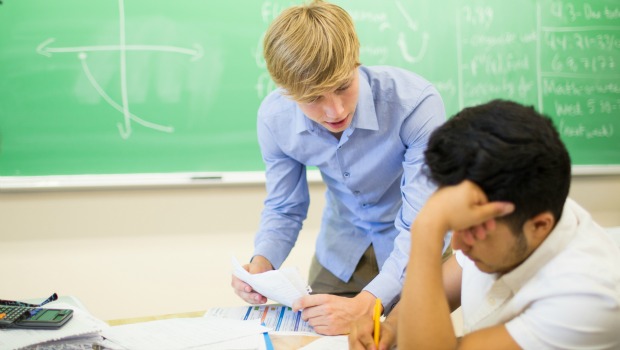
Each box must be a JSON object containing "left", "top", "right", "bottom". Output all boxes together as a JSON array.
[{"left": 0, "top": 305, "right": 73, "bottom": 329}]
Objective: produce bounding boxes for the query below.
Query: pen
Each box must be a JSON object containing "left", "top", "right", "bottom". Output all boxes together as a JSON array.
[{"left": 373, "top": 298, "right": 382, "bottom": 346}]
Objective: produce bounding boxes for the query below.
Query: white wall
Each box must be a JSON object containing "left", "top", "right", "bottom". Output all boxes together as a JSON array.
[
  {"left": 1, "top": 175, "right": 619, "bottom": 321},
  {"left": 0, "top": 182, "right": 324, "bottom": 321}
]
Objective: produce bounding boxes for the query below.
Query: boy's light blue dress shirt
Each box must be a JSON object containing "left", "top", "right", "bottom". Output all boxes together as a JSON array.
[{"left": 254, "top": 65, "right": 448, "bottom": 308}]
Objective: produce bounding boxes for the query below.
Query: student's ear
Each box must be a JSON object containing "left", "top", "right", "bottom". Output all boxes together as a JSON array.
[{"left": 523, "top": 211, "right": 555, "bottom": 246}]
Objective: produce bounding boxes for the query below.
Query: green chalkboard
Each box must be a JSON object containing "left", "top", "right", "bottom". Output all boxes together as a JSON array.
[{"left": 0, "top": 0, "right": 619, "bottom": 177}]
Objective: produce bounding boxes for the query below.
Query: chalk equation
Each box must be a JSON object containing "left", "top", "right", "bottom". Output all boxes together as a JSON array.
[{"left": 457, "top": 1, "right": 619, "bottom": 140}]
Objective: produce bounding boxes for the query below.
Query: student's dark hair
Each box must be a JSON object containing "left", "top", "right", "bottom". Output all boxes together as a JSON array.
[{"left": 424, "top": 99, "right": 571, "bottom": 234}]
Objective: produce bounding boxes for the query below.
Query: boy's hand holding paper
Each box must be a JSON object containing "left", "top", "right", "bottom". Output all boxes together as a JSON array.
[{"left": 232, "top": 257, "right": 311, "bottom": 307}]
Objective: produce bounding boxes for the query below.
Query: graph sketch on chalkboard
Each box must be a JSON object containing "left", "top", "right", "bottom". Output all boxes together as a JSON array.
[{"left": 35, "top": 0, "right": 203, "bottom": 139}]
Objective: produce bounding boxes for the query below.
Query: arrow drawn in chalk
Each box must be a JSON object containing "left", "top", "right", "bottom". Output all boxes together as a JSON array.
[
  {"left": 37, "top": 38, "right": 203, "bottom": 61},
  {"left": 397, "top": 32, "right": 429, "bottom": 64},
  {"left": 35, "top": 0, "right": 203, "bottom": 139},
  {"left": 395, "top": 0, "right": 429, "bottom": 64},
  {"left": 78, "top": 52, "right": 174, "bottom": 137}
]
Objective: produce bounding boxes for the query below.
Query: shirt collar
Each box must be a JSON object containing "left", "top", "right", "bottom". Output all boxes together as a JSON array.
[
  {"left": 351, "top": 68, "right": 379, "bottom": 131},
  {"left": 293, "top": 67, "right": 379, "bottom": 134},
  {"left": 295, "top": 103, "right": 311, "bottom": 134},
  {"left": 500, "top": 199, "right": 579, "bottom": 293}
]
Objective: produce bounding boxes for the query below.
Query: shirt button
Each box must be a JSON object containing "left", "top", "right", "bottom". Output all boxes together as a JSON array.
[
  {"left": 343, "top": 172, "right": 350, "bottom": 178},
  {"left": 362, "top": 203, "right": 368, "bottom": 208},
  {"left": 354, "top": 191, "right": 360, "bottom": 195}
]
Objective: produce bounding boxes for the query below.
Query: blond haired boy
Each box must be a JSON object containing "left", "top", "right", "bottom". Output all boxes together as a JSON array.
[{"left": 231, "top": 0, "right": 447, "bottom": 335}]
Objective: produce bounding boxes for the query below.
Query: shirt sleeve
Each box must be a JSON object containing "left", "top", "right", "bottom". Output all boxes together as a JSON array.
[
  {"left": 505, "top": 292, "right": 620, "bottom": 349},
  {"left": 363, "top": 87, "right": 448, "bottom": 311},
  {"left": 455, "top": 250, "right": 467, "bottom": 267},
  {"left": 252, "top": 115, "right": 309, "bottom": 269}
]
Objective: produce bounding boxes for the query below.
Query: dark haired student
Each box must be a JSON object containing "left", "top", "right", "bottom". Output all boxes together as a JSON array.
[{"left": 350, "top": 99, "right": 620, "bottom": 350}]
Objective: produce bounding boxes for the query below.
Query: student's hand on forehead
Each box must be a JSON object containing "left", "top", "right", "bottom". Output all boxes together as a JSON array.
[{"left": 425, "top": 180, "right": 515, "bottom": 233}]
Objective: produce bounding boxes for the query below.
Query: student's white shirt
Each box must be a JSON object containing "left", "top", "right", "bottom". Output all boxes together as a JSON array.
[{"left": 456, "top": 198, "right": 620, "bottom": 349}]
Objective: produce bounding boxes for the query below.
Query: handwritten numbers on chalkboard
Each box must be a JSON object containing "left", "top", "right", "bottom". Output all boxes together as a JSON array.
[{"left": 461, "top": 6, "right": 494, "bottom": 28}]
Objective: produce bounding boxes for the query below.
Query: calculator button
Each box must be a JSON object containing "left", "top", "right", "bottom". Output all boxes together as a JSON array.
[{"left": 0, "top": 313, "right": 6, "bottom": 319}]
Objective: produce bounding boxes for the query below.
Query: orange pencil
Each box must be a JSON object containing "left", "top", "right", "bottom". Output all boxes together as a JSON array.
[{"left": 373, "top": 298, "right": 381, "bottom": 346}]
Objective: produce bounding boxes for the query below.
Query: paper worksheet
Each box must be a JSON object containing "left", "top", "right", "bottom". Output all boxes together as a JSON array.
[
  {"left": 96, "top": 333, "right": 267, "bottom": 350},
  {"left": 206, "top": 304, "right": 316, "bottom": 335},
  {"left": 232, "top": 256, "right": 311, "bottom": 307},
  {"left": 100, "top": 316, "right": 268, "bottom": 350}
]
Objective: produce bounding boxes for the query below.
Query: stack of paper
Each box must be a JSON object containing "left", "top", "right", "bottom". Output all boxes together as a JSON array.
[
  {"left": 22, "top": 335, "right": 103, "bottom": 350},
  {"left": 0, "top": 297, "right": 108, "bottom": 350},
  {"left": 232, "top": 257, "right": 311, "bottom": 307}
]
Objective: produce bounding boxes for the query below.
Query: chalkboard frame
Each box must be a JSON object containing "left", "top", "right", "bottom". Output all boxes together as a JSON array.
[{"left": 1, "top": 166, "right": 619, "bottom": 192}]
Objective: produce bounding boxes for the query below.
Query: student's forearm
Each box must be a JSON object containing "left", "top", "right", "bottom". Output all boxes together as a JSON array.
[
  {"left": 443, "top": 255, "right": 463, "bottom": 312},
  {"left": 399, "top": 219, "right": 457, "bottom": 349}
]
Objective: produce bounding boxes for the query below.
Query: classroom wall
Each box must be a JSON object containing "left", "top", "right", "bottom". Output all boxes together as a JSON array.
[{"left": 0, "top": 175, "right": 619, "bottom": 321}]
